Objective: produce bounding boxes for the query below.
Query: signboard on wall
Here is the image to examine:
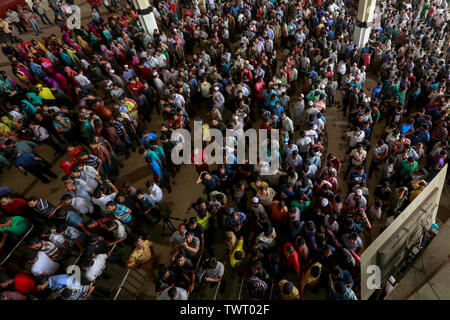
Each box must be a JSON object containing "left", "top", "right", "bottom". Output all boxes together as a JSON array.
[{"left": 360, "top": 165, "right": 447, "bottom": 300}]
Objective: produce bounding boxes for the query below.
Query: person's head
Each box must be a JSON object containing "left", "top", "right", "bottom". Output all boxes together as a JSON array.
[
  {"left": 282, "top": 281, "right": 294, "bottom": 295},
  {"left": 334, "top": 281, "right": 347, "bottom": 296},
  {"left": 60, "top": 193, "right": 73, "bottom": 205},
  {"left": 252, "top": 261, "right": 263, "bottom": 274},
  {"left": 310, "top": 265, "right": 321, "bottom": 278},
  {"left": 24, "top": 251, "right": 38, "bottom": 264},
  {"left": 105, "top": 220, "right": 117, "bottom": 231},
  {"left": 332, "top": 265, "right": 342, "bottom": 279},
  {"left": 26, "top": 236, "right": 42, "bottom": 250},
  {"left": 234, "top": 250, "right": 244, "bottom": 261},
  {"left": 0, "top": 272, "right": 14, "bottom": 289},
  {"left": 35, "top": 275, "right": 50, "bottom": 291},
  {"left": 188, "top": 217, "right": 197, "bottom": 229},
  {"left": 81, "top": 257, "right": 95, "bottom": 271},
  {"left": 105, "top": 201, "right": 117, "bottom": 213},
  {"left": 348, "top": 232, "right": 358, "bottom": 244},
  {"left": 207, "top": 257, "right": 218, "bottom": 269},
  {"left": 167, "top": 286, "right": 178, "bottom": 300},
  {"left": 185, "top": 230, "right": 194, "bottom": 242},
  {"left": 0, "top": 195, "right": 13, "bottom": 207},
  {"left": 264, "top": 225, "right": 273, "bottom": 237}
]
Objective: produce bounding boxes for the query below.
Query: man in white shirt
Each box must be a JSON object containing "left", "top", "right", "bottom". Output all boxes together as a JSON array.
[
  {"left": 74, "top": 71, "right": 93, "bottom": 94},
  {"left": 92, "top": 188, "right": 117, "bottom": 215},
  {"left": 212, "top": 87, "right": 225, "bottom": 112},
  {"left": 157, "top": 286, "right": 188, "bottom": 300},
  {"left": 6, "top": 9, "right": 27, "bottom": 33},
  {"left": 255, "top": 226, "right": 277, "bottom": 250},
  {"left": 25, "top": 251, "right": 60, "bottom": 277},
  {"left": 146, "top": 181, "right": 163, "bottom": 203},
  {"left": 155, "top": 51, "right": 167, "bottom": 68},
  {"left": 60, "top": 194, "right": 94, "bottom": 215},
  {"left": 296, "top": 130, "right": 312, "bottom": 155},
  {"left": 29, "top": 122, "right": 63, "bottom": 153},
  {"left": 344, "top": 128, "right": 365, "bottom": 149},
  {"left": 81, "top": 254, "right": 107, "bottom": 282}
]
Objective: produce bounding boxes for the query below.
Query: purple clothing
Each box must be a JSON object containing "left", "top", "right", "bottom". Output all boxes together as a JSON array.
[{"left": 44, "top": 76, "right": 61, "bottom": 89}]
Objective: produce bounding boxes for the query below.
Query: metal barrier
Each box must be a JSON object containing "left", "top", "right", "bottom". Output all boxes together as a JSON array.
[
  {"left": 213, "top": 280, "right": 221, "bottom": 300},
  {"left": 269, "top": 281, "right": 275, "bottom": 300},
  {"left": 113, "top": 267, "right": 147, "bottom": 300},
  {"left": 238, "top": 277, "right": 245, "bottom": 300},
  {"left": 0, "top": 225, "right": 34, "bottom": 266}
]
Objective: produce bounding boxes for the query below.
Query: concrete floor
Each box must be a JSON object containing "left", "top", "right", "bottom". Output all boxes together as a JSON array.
[{"left": 0, "top": 0, "right": 449, "bottom": 300}]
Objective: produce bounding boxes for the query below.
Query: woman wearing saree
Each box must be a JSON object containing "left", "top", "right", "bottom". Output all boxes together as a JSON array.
[
  {"left": 102, "top": 26, "right": 113, "bottom": 45},
  {"left": 43, "top": 76, "right": 61, "bottom": 90},
  {"left": 53, "top": 72, "right": 73, "bottom": 98},
  {"left": 100, "top": 44, "right": 115, "bottom": 63},
  {"left": 66, "top": 47, "right": 82, "bottom": 66},
  {"left": 111, "top": 41, "right": 128, "bottom": 65},
  {"left": 15, "top": 44, "right": 31, "bottom": 62},
  {"left": 76, "top": 34, "right": 94, "bottom": 57},
  {"left": 25, "top": 92, "right": 43, "bottom": 106},
  {"left": 13, "top": 62, "right": 36, "bottom": 86},
  {"left": 58, "top": 47, "right": 75, "bottom": 68},
  {"left": 30, "top": 60, "right": 48, "bottom": 79}
]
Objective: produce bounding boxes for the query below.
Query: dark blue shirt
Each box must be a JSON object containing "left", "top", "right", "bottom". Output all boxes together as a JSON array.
[{"left": 14, "top": 153, "right": 37, "bottom": 168}]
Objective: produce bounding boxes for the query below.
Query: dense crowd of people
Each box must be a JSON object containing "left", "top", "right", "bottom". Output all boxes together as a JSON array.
[{"left": 0, "top": 0, "right": 448, "bottom": 301}]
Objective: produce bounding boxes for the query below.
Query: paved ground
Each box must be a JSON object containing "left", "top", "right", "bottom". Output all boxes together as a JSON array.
[{"left": 0, "top": 1, "right": 449, "bottom": 300}]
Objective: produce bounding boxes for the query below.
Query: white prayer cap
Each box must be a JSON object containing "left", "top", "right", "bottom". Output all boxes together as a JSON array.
[
  {"left": 356, "top": 189, "right": 363, "bottom": 196},
  {"left": 321, "top": 198, "right": 329, "bottom": 207},
  {"left": 252, "top": 197, "right": 259, "bottom": 203}
]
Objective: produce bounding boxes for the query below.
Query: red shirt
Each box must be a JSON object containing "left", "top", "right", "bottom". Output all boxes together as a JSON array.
[
  {"left": 283, "top": 242, "right": 300, "bottom": 273},
  {"left": 14, "top": 273, "right": 36, "bottom": 295},
  {"left": 1, "top": 198, "right": 31, "bottom": 217},
  {"left": 68, "top": 146, "right": 86, "bottom": 162},
  {"left": 329, "top": 157, "right": 341, "bottom": 170},
  {"left": 128, "top": 81, "right": 144, "bottom": 95},
  {"left": 60, "top": 160, "right": 76, "bottom": 175}
]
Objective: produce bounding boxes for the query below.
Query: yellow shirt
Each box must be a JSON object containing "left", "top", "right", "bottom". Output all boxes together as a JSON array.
[
  {"left": 300, "top": 262, "right": 322, "bottom": 290},
  {"left": 0, "top": 20, "right": 11, "bottom": 34},
  {"left": 197, "top": 213, "right": 211, "bottom": 231},
  {"left": 128, "top": 240, "right": 153, "bottom": 267},
  {"left": 279, "top": 279, "right": 300, "bottom": 300},
  {"left": 409, "top": 184, "right": 422, "bottom": 202},
  {"left": 230, "top": 239, "right": 245, "bottom": 268},
  {"left": 38, "top": 87, "right": 56, "bottom": 100},
  {"left": 250, "top": 181, "right": 269, "bottom": 194},
  {"left": 225, "top": 231, "right": 237, "bottom": 251},
  {"left": 124, "top": 100, "right": 138, "bottom": 118}
]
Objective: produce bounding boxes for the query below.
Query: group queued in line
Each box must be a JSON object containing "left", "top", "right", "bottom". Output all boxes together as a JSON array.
[{"left": 0, "top": 0, "right": 448, "bottom": 300}]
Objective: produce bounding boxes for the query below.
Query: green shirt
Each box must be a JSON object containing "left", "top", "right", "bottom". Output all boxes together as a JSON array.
[
  {"left": 291, "top": 200, "right": 311, "bottom": 213},
  {"left": 399, "top": 160, "right": 418, "bottom": 177},
  {"left": 0, "top": 216, "right": 29, "bottom": 237}
]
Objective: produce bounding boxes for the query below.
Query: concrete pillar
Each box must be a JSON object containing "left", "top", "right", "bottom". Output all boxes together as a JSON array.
[
  {"left": 353, "top": 0, "right": 377, "bottom": 48},
  {"left": 133, "top": 0, "right": 159, "bottom": 36}
]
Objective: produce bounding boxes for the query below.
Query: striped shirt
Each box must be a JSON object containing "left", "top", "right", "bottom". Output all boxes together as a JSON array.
[
  {"left": 59, "top": 285, "right": 89, "bottom": 300},
  {"left": 112, "top": 204, "right": 132, "bottom": 223},
  {"left": 40, "top": 240, "right": 62, "bottom": 261},
  {"left": 35, "top": 198, "right": 55, "bottom": 217},
  {"left": 84, "top": 154, "right": 100, "bottom": 169},
  {"left": 113, "top": 120, "right": 125, "bottom": 136}
]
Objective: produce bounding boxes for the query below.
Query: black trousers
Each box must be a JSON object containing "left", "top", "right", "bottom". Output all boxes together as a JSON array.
[
  {"left": 41, "top": 137, "right": 63, "bottom": 153},
  {"left": 25, "top": 162, "right": 57, "bottom": 183},
  {"left": 14, "top": 21, "right": 27, "bottom": 33}
]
